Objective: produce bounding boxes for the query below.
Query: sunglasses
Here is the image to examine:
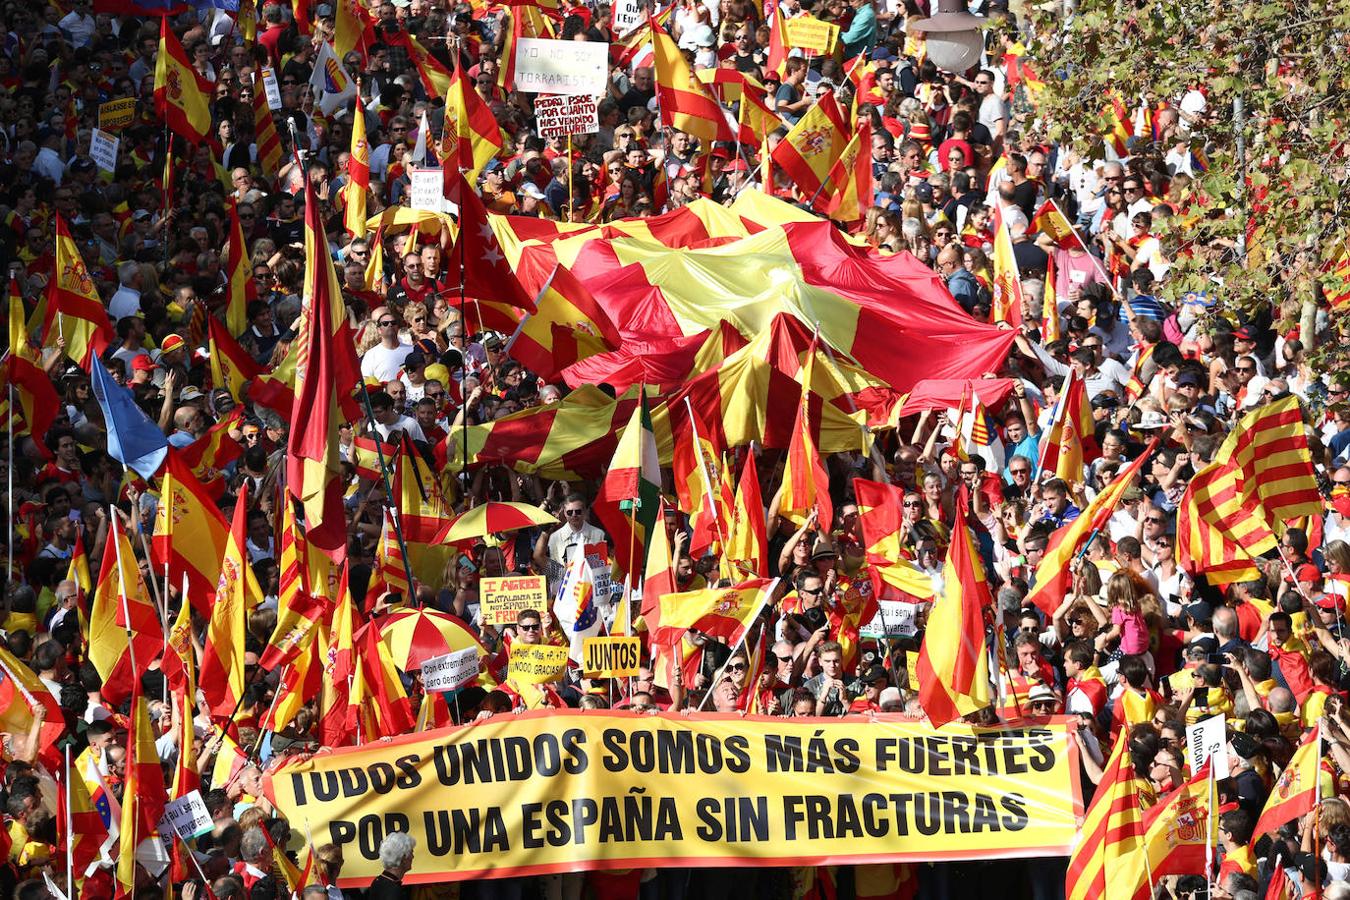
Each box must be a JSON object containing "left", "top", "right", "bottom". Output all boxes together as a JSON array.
[
  {"left": 564, "top": 509, "right": 585, "bottom": 517},
  {"left": 1143, "top": 517, "right": 1163, "bottom": 524},
  {"left": 518, "top": 623, "right": 541, "bottom": 631},
  {"left": 727, "top": 663, "right": 747, "bottom": 672},
  {"left": 775, "top": 654, "right": 793, "bottom": 663},
  {"left": 903, "top": 500, "right": 921, "bottom": 508},
  {"left": 378, "top": 319, "right": 398, "bottom": 327}
]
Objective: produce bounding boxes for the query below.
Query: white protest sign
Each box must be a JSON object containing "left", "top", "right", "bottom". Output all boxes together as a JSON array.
[
  {"left": 89, "top": 129, "right": 119, "bottom": 173},
  {"left": 1186, "top": 713, "right": 1230, "bottom": 779},
  {"left": 514, "top": 38, "right": 610, "bottom": 96},
  {"left": 611, "top": 0, "right": 644, "bottom": 36},
  {"left": 859, "top": 600, "right": 919, "bottom": 638},
  {"left": 535, "top": 94, "right": 600, "bottom": 139},
  {"left": 159, "top": 789, "right": 213, "bottom": 839},
  {"left": 421, "top": 647, "right": 480, "bottom": 692},
  {"left": 261, "top": 67, "right": 283, "bottom": 111},
  {"left": 409, "top": 167, "right": 446, "bottom": 213}
]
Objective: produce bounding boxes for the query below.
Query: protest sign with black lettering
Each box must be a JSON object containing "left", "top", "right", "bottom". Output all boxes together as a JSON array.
[
  {"left": 611, "top": 0, "right": 644, "bottom": 36},
  {"left": 410, "top": 168, "right": 447, "bottom": 213},
  {"left": 514, "top": 38, "right": 609, "bottom": 95},
  {"left": 535, "top": 94, "right": 600, "bottom": 139},
  {"left": 859, "top": 600, "right": 918, "bottom": 638},
  {"left": 422, "top": 647, "right": 481, "bottom": 693},
  {"left": 508, "top": 644, "right": 570, "bottom": 684},
  {"left": 90, "top": 130, "right": 119, "bottom": 174},
  {"left": 97, "top": 98, "right": 137, "bottom": 132},
  {"left": 160, "top": 790, "right": 213, "bottom": 840},
  {"left": 481, "top": 575, "right": 548, "bottom": 626},
  {"left": 582, "top": 636, "right": 641, "bottom": 678}
]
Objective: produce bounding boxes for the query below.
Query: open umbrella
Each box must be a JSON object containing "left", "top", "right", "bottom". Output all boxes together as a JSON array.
[
  {"left": 379, "top": 607, "right": 487, "bottom": 671},
  {"left": 444, "top": 501, "right": 557, "bottom": 543}
]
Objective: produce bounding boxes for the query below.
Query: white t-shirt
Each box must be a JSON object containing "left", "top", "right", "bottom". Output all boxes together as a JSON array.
[
  {"left": 361, "top": 341, "right": 413, "bottom": 382},
  {"left": 977, "top": 93, "right": 1006, "bottom": 133},
  {"left": 374, "top": 415, "right": 426, "bottom": 443}
]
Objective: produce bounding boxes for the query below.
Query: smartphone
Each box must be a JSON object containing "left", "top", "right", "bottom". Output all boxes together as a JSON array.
[{"left": 458, "top": 554, "right": 477, "bottom": 574}]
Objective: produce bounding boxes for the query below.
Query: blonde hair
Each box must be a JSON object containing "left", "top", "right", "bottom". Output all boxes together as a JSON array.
[{"left": 1107, "top": 572, "right": 1140, "bottom": 614}]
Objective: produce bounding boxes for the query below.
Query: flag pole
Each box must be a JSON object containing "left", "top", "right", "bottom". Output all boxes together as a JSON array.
[
  {"left": 567, "top": 136, "right": 574, "bottom": 222},
  {"left": 355, "top": 391, "right": 417, "bottom": 601},
  {"left": 1204, "top": 760, "right": 1215, "bottom": 885},
  {"left": 65, "top": 744, "right": 74, "bottom": 896},
  {"left": 695, "top": 581, "right": 775, "bottom": 711},
  {"left": 6, "top": 380, "right": 12, "bottom": 582}
]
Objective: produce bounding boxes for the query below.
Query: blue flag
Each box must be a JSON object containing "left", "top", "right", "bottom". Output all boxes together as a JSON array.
[{"left": 90, "top": 357, "right": 168, "bottom": 479}]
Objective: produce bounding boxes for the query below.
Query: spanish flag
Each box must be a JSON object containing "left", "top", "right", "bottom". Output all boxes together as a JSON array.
[
  {"left": 1134, "top": 764, "right": 1215, "bottom": 894},
  {"left": 345, "top": 98, "right": 369, "bottom": 237},
  {"left": 200, "top": 481, "right": 263, "bottom": 720},
  {"left": 224, "top": 199, "right": 256, "bottom": 336},
  {"left": 772, "top": 89, "right": 851, "bottom": 201},
  {"left": 152, "top": 451, "right": 231, "bottom": 618},
  {"left": 160, "top": 587, "right": 196, "bottom": 699},
  {"left": 208, "top": 314, "right": 263, "bottom": 402},
  {"left": 89, "top": 514, "right": 163, "bottom": 706},
  {"left": 115, "top": 679, "right": 168, "bottom": 898},
  {"left": 779, "top": 336, "right": 833, "bottom": 529},
  {"left": 821, "top": 116, "right": 874, "bottom": 224},
  {"left": 319, "top": 565, "right": 358, "bottom": 746},
  {"left": 1065, "top": 729, "right": 1147, "bottom": 900},
  {"left": 262, "top": 625, "right": 325, "bottom": 731},
  {"left": 652, "top": 22, "right": 737, "bottom": 147},
  {"left": 154, "top": 17, "right": 213, "bottom": 143},
  {"left": 991, "top": 203, "right": 1024, "bottom": 326},
  {"left": 4, "top": 277, "right": 59, "bottom": 446},
  {"left": 650, "top": 578, "right": 774, "bottom": 651},
  {"left": 914, "top": 504, "right": 991, "bottom": 726},
  {"left": 44, "top": 214, "right": 113, "bottom": 365},
  {"left": 1036, "top": 367, "right": 1099, "bottom": 487},
  {"left": 1252, "top": 724, "right": 1322, "bottom": 839},
  {"left": 348, "top": 621, "right": 415, "bottom": 739},
  {"left": 724, "top": 451, "right": 769, "bottom": 579}
]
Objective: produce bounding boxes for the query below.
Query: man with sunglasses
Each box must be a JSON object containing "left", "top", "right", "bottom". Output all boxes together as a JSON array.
[
  {"left": 538, "top": 492, "right": 607, "bottom": 579},
  {"left": 361, "top": 306, "right": 414, "bottom": 382}
]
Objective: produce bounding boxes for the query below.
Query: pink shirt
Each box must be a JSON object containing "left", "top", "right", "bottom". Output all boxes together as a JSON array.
[{"left": 1112, "top": 607, "right": 1150, "bottom": 656}]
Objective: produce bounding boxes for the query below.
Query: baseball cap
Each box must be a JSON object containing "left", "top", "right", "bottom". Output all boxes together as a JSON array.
[
  {"left": 521, "top": 183, "right": 546, "bottom": 200},
  {"left": 870, "top": 46, "right": 895, "bottom": 62},
  {"left": 710, "top": 146, "right": 732, "bottom": 161},
  {"left": 131, "top": 355, "right": 160, "bottom": 372},
  {"left": 1296, "top": 563, "right": 1321, "bottom": 583},
  {"left": 1184, "top": 601, "right": 1214, "bottom": 624},
  {"left": 1185, "top": 636, "right": 1219, "bottom": 656},
  {"left": 1175, "top": 371, "right": 1202, "bottom": 388},
  {"left": 403, "top": 351, "right": 426, "bottom": 369},
  {"left": 1315, "top": 593, "right": 1346, "bottom": 613},
  {"left": 1232, "top": 325, "right": 1254, "bottom": 341},
  {"left": 914, "top": 182, "right": 934, "bottom": 203},
  {"left": 160, "top": 334, "right": 186, "bottom": 354},
  {"left": 1122, "top": 485, "right": 1144, "bottom": 501},
  {"left": 483, "top": 158, "right": 505, "bottom": 174},
  {"left": 179, "top": 386, "right": 205, "bottom": 401},
  {"left": 861, "top": 665, "right": 888, "bottom": 684}
]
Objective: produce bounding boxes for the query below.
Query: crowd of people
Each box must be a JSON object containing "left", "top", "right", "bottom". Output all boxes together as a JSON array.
[{"left": 0, "top": 0, "right": 1347, "bottom": 897}]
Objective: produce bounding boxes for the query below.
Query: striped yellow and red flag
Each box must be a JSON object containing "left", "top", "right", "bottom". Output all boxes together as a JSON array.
[
  {"left": 1065, "top": 729, "right": 1147, "bottom": 900},
  {"left": 652, "top": 22, "right": 737, "bottom": 147},
  {"left": 4, "top": 277, "right": 58, "bottom": 445},
  {"left": 260, "top": 500, "right": 333, "bottom": 671},
  {"left": 43, "top": 214, "right": 113, "bottom": 364},
  {"left": 853, "top": 477, "right": 907, "bottom": 566},
  {"left": 442, "top": 63, "right": 503, "bottom": 184},
  {"left": 1031, "top": 199, "right": 1077, "bottom": 249},
  {"left": 1042, "top": 252, "right": 1061, "bottom": 342},
  {"left": 287, "top": 172, "right": 362, "bottom": 560},
  {"left": 914, "top": 503, "right": 990, "bottom": 726},
  {"left": 365, "top": 507, "right": 410, "bottom": 609},
  {"left": 650, "top": 578, "right": 773, "bottom": 650},
  {"left": 763, "top": 8, "right": 790, "bottom": 76},
  {"left": 262, "top": 623, "right": 326, "bottom": 731},
  {"left": 1102, "top": 95, "right": 1134, "bottom": 157},
  {"left": 348, "top": 620, "right": 415, "bottom": 739},
  {"left": 1124, "top": 342, "right": 1155, "bottom": 401},
  {"left": 821, "top": 116, "right": 874, "bottom": 224},
  {"left": 115, "top": 678, "right": 168, "bottom": 898},
  {"left": 319, "top": 563, "right": 358, "bottom": 746},
  {"left": 670, "top": 401, "right": 729, "bottom": 555},
  {"left": 1178, "top": 396, "right": 1322, "bottom": 585},
  {"left": 991, "top": 203, "right": 1024, "bottom": 326},
  {"left": 345, "top": 98, "right": 369, "bottom": 237},
  {"left": 89, "top": 515, "right": 163, "bottom": 706},
  {"left": 200, "top": 481, "right": 263, "bottom": 720},
  {"left": 780, "top": 337, "right": 833, "bottom": 529},
  {"left": 594, "top": 391, "right": 663, "bottom": 579},
  {"left": 390, "top": 30, "right": 451, "bottom": 98},
  {"left": 738, "top": 81, "right": 785, "bottom": 146},
  {"left": 224, "top": 199, "right": 257, "bottom": 337},
  {"left": 152, "top": 451, "right": 231, "bottom": 617},
  {"left": 1025, "top": 438, "right": 1159, "bottom": 616},
  {"left": 66, "top": 529, "right": 91, "bottom": 598},
  {"left": 725, "top": 451, "right": 769, "bottom": 579},
  {"left": 640, "top": 497, "right": 678, "bottom": 634},
  {"left": 1036, "top": 367, "right": 1099, "bottom": 486},
  {"left": 1132, "top": 764, "right": 1215, "bottom": 896},
  {"left": 154, "top": 17, "right": 212, "bottom": 143},
  {"left": 334, "top": 0, "right": 371, "bottom": 59},
  {"left": 251, "top": 72, "right": 282, "bottom": 179},
  {"left": 1323, "top": 236, "right": 1350, "bottom": 309},
  {"left": 161, "top": 586, "right": 196, "bottom": 701},
  {"left": 772, "top": 89, "right": 851, "bottom": 202},
  {"left": 1253, "top": 725, "right": 1321, "bottom": 839}
]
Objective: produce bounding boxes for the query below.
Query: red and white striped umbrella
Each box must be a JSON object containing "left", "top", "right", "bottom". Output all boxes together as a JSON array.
[
  {"left": 379, "top": 608, "right": 487, "bottom": 672},
  {"left": 444, "top": 501, "right": 557, "bottom": 543}
]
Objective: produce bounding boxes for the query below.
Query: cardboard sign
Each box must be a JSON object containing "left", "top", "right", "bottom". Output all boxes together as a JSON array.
[
  {"left": 508, "top": 643, "right": 570, "bottom": 684},
  {"left": 421, "top": 647, "right": 480, "bottom": 692},
  {"left": 785, "top": 15, "right": 839, "bottom": 54},
  {"left": 409, "top": 167, "right": 447, "bottom": 213},
  {"left": 159, "top": 790, "right": 213, "bottom": 839},
  {"left": 1186, "top": 713, "right": 1230, "bottom": 779},
  {"left": 89, "top": 129, "right": 119, "bottom": 174},
  {"left": 582, "top": 636, "right": 641, "bottom": 678},
  {"left": 261, "top": 66, "right": 283, "bottom": 111},
  {"left": 481, "top": 575, "right": 548, "bottom": 626},
  {"left": 611, "top": 0, "right": 645, "bottom": 36},
  {"left": 514, "top": 38, "right": 610, "bottom": 96},
  {"left": 535, "top": 94, "right": 600, "bottom": 139},
  {"left": 860, "top": 600, "right": 919, "bottom": 638},
  {"left": 97, "top": 98, "right": 136, "bottom": 132}
]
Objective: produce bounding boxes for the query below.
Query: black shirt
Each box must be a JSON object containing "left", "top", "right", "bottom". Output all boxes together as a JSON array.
[{"left": 368, "top": 871, "right": 411, "bottom": 900}]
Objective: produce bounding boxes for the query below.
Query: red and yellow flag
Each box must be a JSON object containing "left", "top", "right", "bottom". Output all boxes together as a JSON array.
[
  {"left": 252, "top": 72, "right": 282, "bottom": 179},
  {"left": 201, "top": 481, "right": 263, "bottom": 719},
  {"left": 225, "top": 199, "right": 257, "bottom": 336},
  {"left": 1032, "top": 199, "right": 1077, "bottom": 250},
  {"left": 650, "top": 578, "right": 773, "bottom": 650},
  {"left": 319, "top": 565, "right": 358, "bottom": 746},
  {"left": 821, "top": 117, "right": 874, "bottom": 224},
  {"left": 1036, "top": 367, "right": 1099, "bottom": 486},
  {"left": 1103, "top": 95, "right": 1133, "bottom": 157},
  {"left": 780, "top": 338, "right": 833, "bottom": 529},
  {"left": 44, "top": 214, "right": 113, "bottom": 364},
  {"left": 389, "top": 31, "right": 451, "bottom": 98},
  {"left": 1253, "top": 726, "right": 1322, "bottom": 839},
  {"left": 4, "top": 277, "right": 58, "bottom": 445},
  {"left": 153, "top": 451, "right": 231, "bottom": 618},
  {"left": 725, "top": 451, "right": 768, "bottom": 579},
  {"left": 594, "top": 392, "right": 663, "bottom": 579},
  {"left": 1134, "top": 765, "right": 1215, "bottom": 894},
  {"left": 772, "top": 89, "right": 851, "bottom": 201},
  {"left": 914, "top": 504, "right": 990, "bottom": 726},
  {"left": 652, "top": 22, "right": 737, "bottom": 147},
  {"left": 991, "top": 204, "right": 1024, "bottom": 326},
  {"left": 115, "top": 679, "right": 168, "bottom": 898},
  {"left": 348, "top": 621, "right": 415, "bottom": 740},
  {"left": 1042, "top": 252, "right": 1061, "bottom": 343},
  {"left": 154, "top": 17, "right": 213, "bottom": 143},
  {"left": 442, "top": 61, "right": 503, "bottom": 183},
  {"left": 263, "top": 624, "right": 326, "bottom": 732},
  {"left": 1065, "top": 729, "right": 1146, "bottom": 900},
  {"left": 89, "top": 515, "right": 163, "bottom": 706},
  {"left": 639, "top": 499, "right": 678, "bottom": 637},
  {"left": 345, "top": 98, "right": 370, "bottom": 237},
  {"left": 208, "top": 314, "right": 263, "bottom": 403}
]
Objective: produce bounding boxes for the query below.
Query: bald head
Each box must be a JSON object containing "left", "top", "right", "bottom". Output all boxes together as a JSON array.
[
  {"left": 1267, "top": 686, "right": 1297, "bottom": 714},
  {"left": 1212, "top": 606, "right": 1238, "bottom": 641}
]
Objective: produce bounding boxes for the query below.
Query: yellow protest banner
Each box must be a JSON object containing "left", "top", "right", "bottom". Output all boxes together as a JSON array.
[
  {"left": 582, "top": 636, "right": 641, "bottom": 678},
  {"left": 98, "top": 98, "right": 137, "bottom": 132},
  {"left": 507, "top": 644, "right": 570, "bottom": 684},
  {"left": 482, "top": 575, "right": 548, "bottom": 626},
  {"left": 785, "top": 16, "right": 839, "bottom": 55},
  {"left": 265, "top": 712, "right": 1085, "bottom": 888}
]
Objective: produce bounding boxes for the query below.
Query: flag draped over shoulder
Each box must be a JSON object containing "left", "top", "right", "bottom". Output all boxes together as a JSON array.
[
  {"left": 1179, "top": 396, "right": 1322, "bottom": 585},
  {"left": 914, "top": 504, "right": 990, "bottom": 726},
  {"left": 154, "top": 17, "right": 213, "bottom": 143},
  {"left": 1065, "top": 729, "right": 1146, "bottom": 900},
  {"left": 594, "top": 392, "right": 662, "bottom": 579}
]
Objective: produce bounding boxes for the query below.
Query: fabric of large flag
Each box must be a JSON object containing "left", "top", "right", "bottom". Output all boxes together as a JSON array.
[
  {"left": 1178, "top": 396, "right": 1323, "bottom": 585},
  {"left": 1065, "top": 729, "right": 1146, "bottom": 900},
  {"left": 208, "top": 314, "right": 263, "bottom": 402},
  {"left": 154, "top": 17, "right": 212, "bottom": 142},
  {"left": 201, "top": 482, "right": 263, "bottom": 719},
  {"left": 224, "top": 200, "right": 257, "bottom": 336},
  {"left": 441, "top": 61, "right": 503, "bottom": 183},
  {"left": 650, "top": 578, "right": 773, "bottom": 649},
  {"left": 594, "top": 392, "right": 662, "bottom": 579},
  {"left": 914, "top": 504, "right": 991, "bottom": 726},
  {"left": 287, "top": 174, "right": 362, "bottom": 560},
  {"left": 345, "top": 99, "right": 370, "bottom": 237},
  {"left": 1025, "top": 439, "right": 1158, "bottom": 615},
  {"left": 1253, "top": 725, "right": 1321, "bottom": 839},
  {"left": 772, "top": 90, "right": 851, "bottom": 202},
  {"left": 1037, "top": 368, "right": 1099, "bottom": 485},
  {"left": 821, "top": 117, "right": 874, "bottom": 223},
  {"left": 553, "top": 553, "right": 602, "bottom": 663},
  {"left": 251, "top": 73, "right": 282, "bottom": 179},
  {"left": 90, "top": 356, "right": 167, "bottom": 479},
  {"left": 4, "top": 280, "right": 59, "bottom": 446},
  {"left": 334, "top": 0, "right": 372, "bottom": 59},
  {"left": 725, "top": 451, "right": 768, "bottom": 578},
  {"left": 651, "top": 23, "right": 737, "bottom": 146},
  {"left": 1132, "top": 765, "right": 1215, "bottom": 896},
  {"left": 152, "top": 452, "right": 229, "bottom": 617},
  {"left": 44, "top": 214, "right": 114, "bottom": 365},
  {"left": 115, "top": 679, "right": 168, "bottom": 898},
  {"left": 991, "top": 204, "right": 1024, "bottom": 326},
  {"left": 779, "top": 339, "right": 833, "bottom": 529},
  {"left": 445, "top": 174, "right": 535, "bottom": 312}
]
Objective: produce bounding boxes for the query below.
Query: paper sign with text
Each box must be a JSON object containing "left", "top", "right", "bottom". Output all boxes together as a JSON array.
[
  {"left": 261, "top": 67, "right": 283, "bottom": 110},
  {"left": 508, "top": 643, "right": 570, "bottom": 684},
  {"left": 1186, "top": 713, "right": 1229, "bottom": 779},
  {"left": 421, "top": 647, "right": 481, "bottom": 692},
  {"left": 582, "top": 636, "right": 641, "bottom": 678},
  {"left": 160, "top": 790, "right": 213, "bottom": 839},
  {"left": 785, "top": 16, "right": 839, "bottom": 54},
  {"left": 482, "top": 575, "right": 548, "bottom": 626},
  {"left": 514, "top": 38, "right": 609, "bottom": 95},
  {"left": 611, "top": 0, "right": 644, "bottom": 35},
  {"left": 535, "top": 94, "right": 600, "bottom": 139},
  {"left": 97, "top": 98, "right": 136, "bottom": 132},
  {"left": 410, "top": 168, "right": 448, "bottom": 213},
  {"left": 89, "top": 130, "right": 119, "bottom": 174},
  {"left": 860, "top": 600, "right": 919, "bottom": 638}
]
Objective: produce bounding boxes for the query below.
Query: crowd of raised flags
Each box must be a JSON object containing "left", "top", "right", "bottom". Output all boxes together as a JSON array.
[{"left": 3, "top": 0, "right": 1350, "bottom": 897}]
